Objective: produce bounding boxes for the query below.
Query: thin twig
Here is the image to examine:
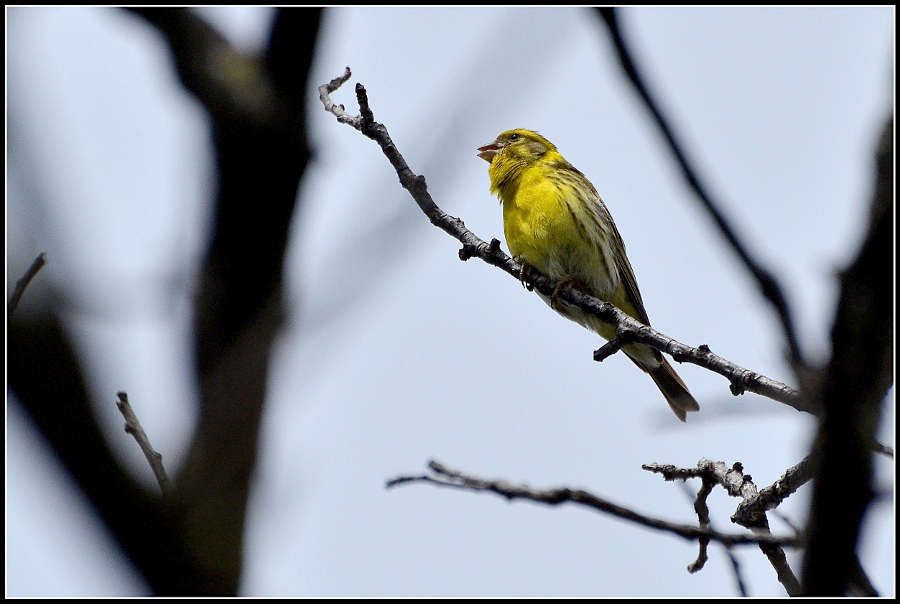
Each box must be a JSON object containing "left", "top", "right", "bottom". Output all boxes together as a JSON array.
[
  {"left": 318, "top": 70, "right": 817, "bottom": 415},
  {"left": 115, "top": 392, "right": 172, "bottom": 497},
  {"left": 387, "top": 461, "right": 799, "bottom": 549},
  {"left": 677, "top": 481, "right": 749, "bottom": 595},
  {"left": 873, "top": 442, "right": 894, "bottom": 459},
  {"left": 595, "top": 8, "right": 805, "bottom": 369},
  {"left": 687, "top": 475, "right": 714, "bottom": 574},
  {"left": 8, "top": 253, "right": 47, "bottom": 319}
]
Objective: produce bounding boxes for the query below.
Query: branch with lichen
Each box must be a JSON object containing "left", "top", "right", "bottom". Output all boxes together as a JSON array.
[{"left": 645, "top": 458, "right": 803, "bottom": 595}]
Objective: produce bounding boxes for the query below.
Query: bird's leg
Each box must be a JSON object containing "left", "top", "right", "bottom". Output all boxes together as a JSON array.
[
  {"left": 550, "top": 276, "right": 583, "bottom": 310},
  {"left": 517, "top": 261, "right": 534, "bottom": 291}
]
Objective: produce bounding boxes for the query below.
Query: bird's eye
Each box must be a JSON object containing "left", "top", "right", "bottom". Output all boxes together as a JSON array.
[{"left": 509, "top": 133, "right": 520, "bottom": 141}]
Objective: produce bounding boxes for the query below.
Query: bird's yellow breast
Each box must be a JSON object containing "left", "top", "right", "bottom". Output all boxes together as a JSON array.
[
  {"left": 502, "top": 166, "right": 564, "bottom": 261},
  {"left": 498, "top": 162, "right": 615, "bottom": 296}
]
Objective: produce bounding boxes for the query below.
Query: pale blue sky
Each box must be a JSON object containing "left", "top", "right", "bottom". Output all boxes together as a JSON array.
[{"left": 7, "top": 7, "right": 894, "bottom": 596}]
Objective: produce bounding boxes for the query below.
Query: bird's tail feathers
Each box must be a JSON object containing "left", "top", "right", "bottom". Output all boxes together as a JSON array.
[{"left": 646, "top": 358, "right": 700, "bottom": 422}]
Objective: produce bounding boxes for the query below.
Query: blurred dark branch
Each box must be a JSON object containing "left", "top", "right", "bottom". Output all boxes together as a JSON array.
[
  {"left": 589, "top": 14, "right": 892, "bottom": 592},
  {"left": 9, "top": 8, "right": 321, "bottom": 596},
  {"left": 125, "top": 8, "right": 281, "bottom": 128},
  {"left": 7, "top": 252, "right": 46, "bottom": 318},
  {"left": 388, "top": 461, "right": 800, "bottom": 548},
  {"left": 801, "top": 115, "right": 893, "bottom": 596},
  {"left": 125, "top": 7, "right": 322, "bottom": 595},
  {"left": 595, "top": 8, "right": 805, "bottom": 372}
]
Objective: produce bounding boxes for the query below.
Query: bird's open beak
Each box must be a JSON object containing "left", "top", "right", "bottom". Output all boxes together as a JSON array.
[{"left": 477, "top": 141, "right": 501, "bottom": 163}]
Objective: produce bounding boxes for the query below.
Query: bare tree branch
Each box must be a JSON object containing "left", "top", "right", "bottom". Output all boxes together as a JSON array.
[
  {"left": 645, "top": 459, "right": 801, "bottom": 595},
  {"left": 731, "top": 455, "right": 813, "bottom": 527},
  {"left": 388, "top": 461, "right": 800, "bottom": 550},
  {"left": 686, "top": 474, "right": 714, "bottom": 573},
  {"left": 319, "top": 69, "right": 813, "bottom": 415},
  {"left": 124, "top": 8, "right": 323, "bottom": 595},
  {"left": 677, "top": 481, "right": 749, "bottom": 596},
  {"left": 801, "top": 114, "right": 893, "bottom": 596},
  {"left": 7, "top": 252, "right": 47, "bottom": 318},
  {"left": 115, "top": 392, "right": 172, "bottom": 497}
]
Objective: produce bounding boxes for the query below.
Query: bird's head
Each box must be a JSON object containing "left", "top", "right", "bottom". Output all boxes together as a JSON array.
[{"left": 477, "top": 129, "right": 557, "bottom": 165}]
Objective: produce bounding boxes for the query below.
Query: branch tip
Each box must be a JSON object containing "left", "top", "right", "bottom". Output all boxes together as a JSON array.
[
  {"left": 594, "top": 332, "right": 632, "bottom": 362},
  {"left": 115, "top": 392, "right": 172, "bottom": 497},
  {"left": 8, "top": 252, "right": 48, "bottom": 319}
]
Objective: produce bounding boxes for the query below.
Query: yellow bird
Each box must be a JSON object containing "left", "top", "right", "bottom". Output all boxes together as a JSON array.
[{"left": 478, "top": 129, "right": 699, "bottom": 421}]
